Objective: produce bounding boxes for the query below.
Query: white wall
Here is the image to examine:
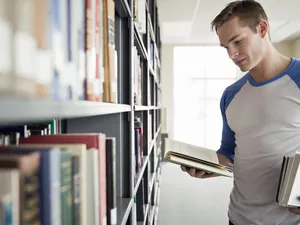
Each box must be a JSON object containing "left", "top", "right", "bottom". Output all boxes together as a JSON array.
[
  {"left": 159, "top": 43, "right": 234, "bottom": 225},
  {"left": 274, "top": 40, "right": 293, "bottom": 57},
  {"left": 158, "top": 40, "right": 300, "bottom": 225},
  {"left": 292, "top": 38, "right": 300, "bottom": 58}
]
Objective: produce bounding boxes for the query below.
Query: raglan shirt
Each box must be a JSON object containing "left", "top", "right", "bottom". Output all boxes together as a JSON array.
[{"left": 217, "top": 58, "right": 300, "bottom": 225}]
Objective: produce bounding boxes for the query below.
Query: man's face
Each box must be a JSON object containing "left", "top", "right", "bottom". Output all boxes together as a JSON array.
[{"left": 218, "top": 16, "right": 264, "bottom": 72}]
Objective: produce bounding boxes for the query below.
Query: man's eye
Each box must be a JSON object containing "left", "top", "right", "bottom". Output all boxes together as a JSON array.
[{"left": 235, "top": 40, "right": 242, "bottom": 44}]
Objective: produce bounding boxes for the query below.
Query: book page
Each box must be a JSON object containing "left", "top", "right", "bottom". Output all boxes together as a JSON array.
[
  {"left": 165, "top": 138, "right": 219, "bottom": 164},
  {"left": 168, "top": 155, "right": 232, "bottom": 178}
]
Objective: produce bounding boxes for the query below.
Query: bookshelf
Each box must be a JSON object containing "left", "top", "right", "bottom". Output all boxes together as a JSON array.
[{"left": 0, "top": 0, "right": 162, "bottom": 225}]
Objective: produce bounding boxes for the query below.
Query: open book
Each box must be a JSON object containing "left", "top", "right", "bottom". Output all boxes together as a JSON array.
[
  {"left": 163, "top": 138, "right": 233, "bottom": 178},
  {"left": 276, "top": 152, "right": 300, "bottom": 207}
]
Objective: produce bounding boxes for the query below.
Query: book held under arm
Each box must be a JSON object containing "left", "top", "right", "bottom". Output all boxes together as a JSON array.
[
  {"left": 163, "top": 138, "right": 233, "bottom": 178},
  {"left": 276, "top": 152, "right": 300, "bottom": 207}
]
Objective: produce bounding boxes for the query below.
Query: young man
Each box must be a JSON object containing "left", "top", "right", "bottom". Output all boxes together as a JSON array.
[{"left": 181, "top": 0, "right": 300, "bottom": 224}]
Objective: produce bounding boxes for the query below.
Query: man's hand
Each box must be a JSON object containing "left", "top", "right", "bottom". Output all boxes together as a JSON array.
[
  {"left": 180, "top": 153, "right": 233, "bottom": 179},
  {"left": 181, "top": 166, "right": 218, "bottom": 178},
  {"left": 288, "top": 197, "right": 300, "bottom": 215}
]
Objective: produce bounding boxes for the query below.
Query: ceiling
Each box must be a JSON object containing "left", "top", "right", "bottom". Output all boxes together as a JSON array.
[{"left": 156, "top": 0, "right": 300, "bottom": 44}]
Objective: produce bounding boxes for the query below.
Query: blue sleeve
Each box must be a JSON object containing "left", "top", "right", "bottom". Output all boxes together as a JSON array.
[
  {"left": 216, "top": 91, "right": 236, "bottom": 162},
  {"left": 216, "top": 74, "right": 249, "bottom": 162}
]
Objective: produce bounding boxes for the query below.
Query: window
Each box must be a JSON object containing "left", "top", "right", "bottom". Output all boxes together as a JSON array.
[{"left": 173, "top": 46, "right": 238, "bottom": 150}]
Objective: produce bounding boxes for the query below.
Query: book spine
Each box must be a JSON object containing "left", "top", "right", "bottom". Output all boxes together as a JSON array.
[
  {"left": 38, "top": 151, "right": 51, "bottom": 225},
  {"left": 60, "top": 150, "right": 72, "bottom": 225},
  {"left": 13, "top": 0, "right": 37, "bottom": 97},
  {"left": 106, "top": 138, "right": 117, "bottom": 225},
  {"left": 50, "top": 0, "right": 63, "bottom": 100},
  {"left": 34, "top": 0, "right": 52, "bottom": 98},
  {"left": 95, "top": 0, "right": 101, "bottom": 101},
  {"left": 106, "top": 139, "right": 112, "bottom": 225},
  {"left": 85, "top": 0, "right": 97, "bottom": 101},
  {"left": 87, "top": 150, "right": 99, "bottom": 225},
  {"left": 1, "top": 195, "right": 13, "bottom": 225},
  {"left": 77, "top": 0, "right": 86, "bottom": 100},
  {"left": 72, "top": 156, "right": 80, "bottom": 225},
  {"left": 21, "top": 154, "right": 41, "bottom": 225},
  {"left": 99, "top": 0, "right": 105, "bottom": 102},
  {"left": 99, "top": 134, "right": 107, "bottom": 225},
  {"left": 50, "top": 149, "right": 61, "bottom": 225},
  {"left": 107, "top": 0, "right": 116, "bottom": 103},
  {"left": 112, "top": 139, "right": 117, "bottom": 225},
  {"left": 0, "top": 1, "right": 13, "bottom": 93}
]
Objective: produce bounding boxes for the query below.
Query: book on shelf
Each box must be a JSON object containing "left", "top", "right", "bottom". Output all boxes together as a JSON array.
[
  {"left": 0, "top": 0, "right": 118, "bottom": 103},
  {"left": 19, "top": 133, "right": 107, "bottom": 225},
  {"left": 134, "top": 0, "right": 146, "bottom": 34},
  {"left": 0, "top": 123, "right": 118, "bottom": 225},
  {"left": 276, "top": 152, "right": 300, "bottom": 207},
  {"left": 163, "top": 138, "right": 233, "bottom": 178},
  {"left": 0, "top": 151, "right": 41, "bottom": 225}
]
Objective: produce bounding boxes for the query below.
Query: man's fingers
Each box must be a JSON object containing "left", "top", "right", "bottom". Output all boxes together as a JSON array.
[
  {"left": 180, "top": 166, "right": 218, "bottom": 179},
  {"left": 288, "top": 207, "right": 300, "bottom": 215},
  {"left": 181, "top": 166, "right": 186, "bottom": 172},
  {"left": 195, "top": 170, "right": 205, "bottom": 178},
  {"left": 202, "top": 173, "right": 218, "bottom": 178},
  {"left": 189, "top": 168, "right": 196, "bottom": 177}
]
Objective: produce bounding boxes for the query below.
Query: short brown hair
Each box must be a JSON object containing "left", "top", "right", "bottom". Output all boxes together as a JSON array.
[{"left": 211, "top": 0, "right": 269, "bottom": 34}]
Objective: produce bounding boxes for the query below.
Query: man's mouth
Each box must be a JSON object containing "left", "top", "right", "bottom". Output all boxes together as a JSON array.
[{"left": 236, "top": 58, "right": 245, "bottom": 65}]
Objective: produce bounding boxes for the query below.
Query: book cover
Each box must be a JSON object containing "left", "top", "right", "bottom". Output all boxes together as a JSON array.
[
  {"left": 163, "top": 138, "right": 233, "bottom": 177},
  {"left": 276, "top": 152, "right": 300, "bottom": 207}
]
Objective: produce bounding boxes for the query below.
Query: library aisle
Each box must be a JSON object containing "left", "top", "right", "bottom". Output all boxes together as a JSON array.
[
  {"left": 157, "top": 163, "right": 233, "bottom": 225},
  {"left": 0, "top": 0, "right": 162, "bottom": 225}
]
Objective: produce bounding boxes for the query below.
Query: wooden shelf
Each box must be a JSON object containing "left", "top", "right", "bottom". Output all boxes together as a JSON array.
[{"left": 0, "top": 98, "right": 132, "bottom": 124}]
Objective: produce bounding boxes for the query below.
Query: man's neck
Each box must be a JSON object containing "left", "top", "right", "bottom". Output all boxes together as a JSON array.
[{"left": 249, "top": 45, "right": 291, "bottom": 83}]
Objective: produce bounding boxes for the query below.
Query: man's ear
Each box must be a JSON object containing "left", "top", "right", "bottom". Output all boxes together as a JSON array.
[{"left": 258, "top": 20, "right": 268, "bottom": 38}]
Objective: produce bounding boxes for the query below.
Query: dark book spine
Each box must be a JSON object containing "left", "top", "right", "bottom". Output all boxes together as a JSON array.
[
  {"left": 106, "top": 138, "right": 117, "bottom": 225},
  {"left": 135, "top": 129, "right": 140, "bottom": 173},
  {"left": 39, "top": 151, "right": 51, "bottom": 225},
  {"left": 112, "top": 139, "right": 117, "bottom": 225},
  {"left": 136, "top": 179, "right": 145, "bottom": 221},
  {"left": 72, "top": 156, "right": 80, "bottom": 225},
  {"left": 106, "top": 139, "right": 112, "bottom": 225},
  {"left": 60, "top": 150, "right": 72, "bottom": 225}
]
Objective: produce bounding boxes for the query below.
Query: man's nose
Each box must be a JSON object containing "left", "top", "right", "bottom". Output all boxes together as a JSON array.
[{"left": 228, "top": 47, "right": 239, "bottom": 60}]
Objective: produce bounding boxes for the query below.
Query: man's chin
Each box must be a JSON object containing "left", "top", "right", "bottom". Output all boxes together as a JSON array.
[{"left": 239, "top": 65, "right": 249, "bottom": 72}]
